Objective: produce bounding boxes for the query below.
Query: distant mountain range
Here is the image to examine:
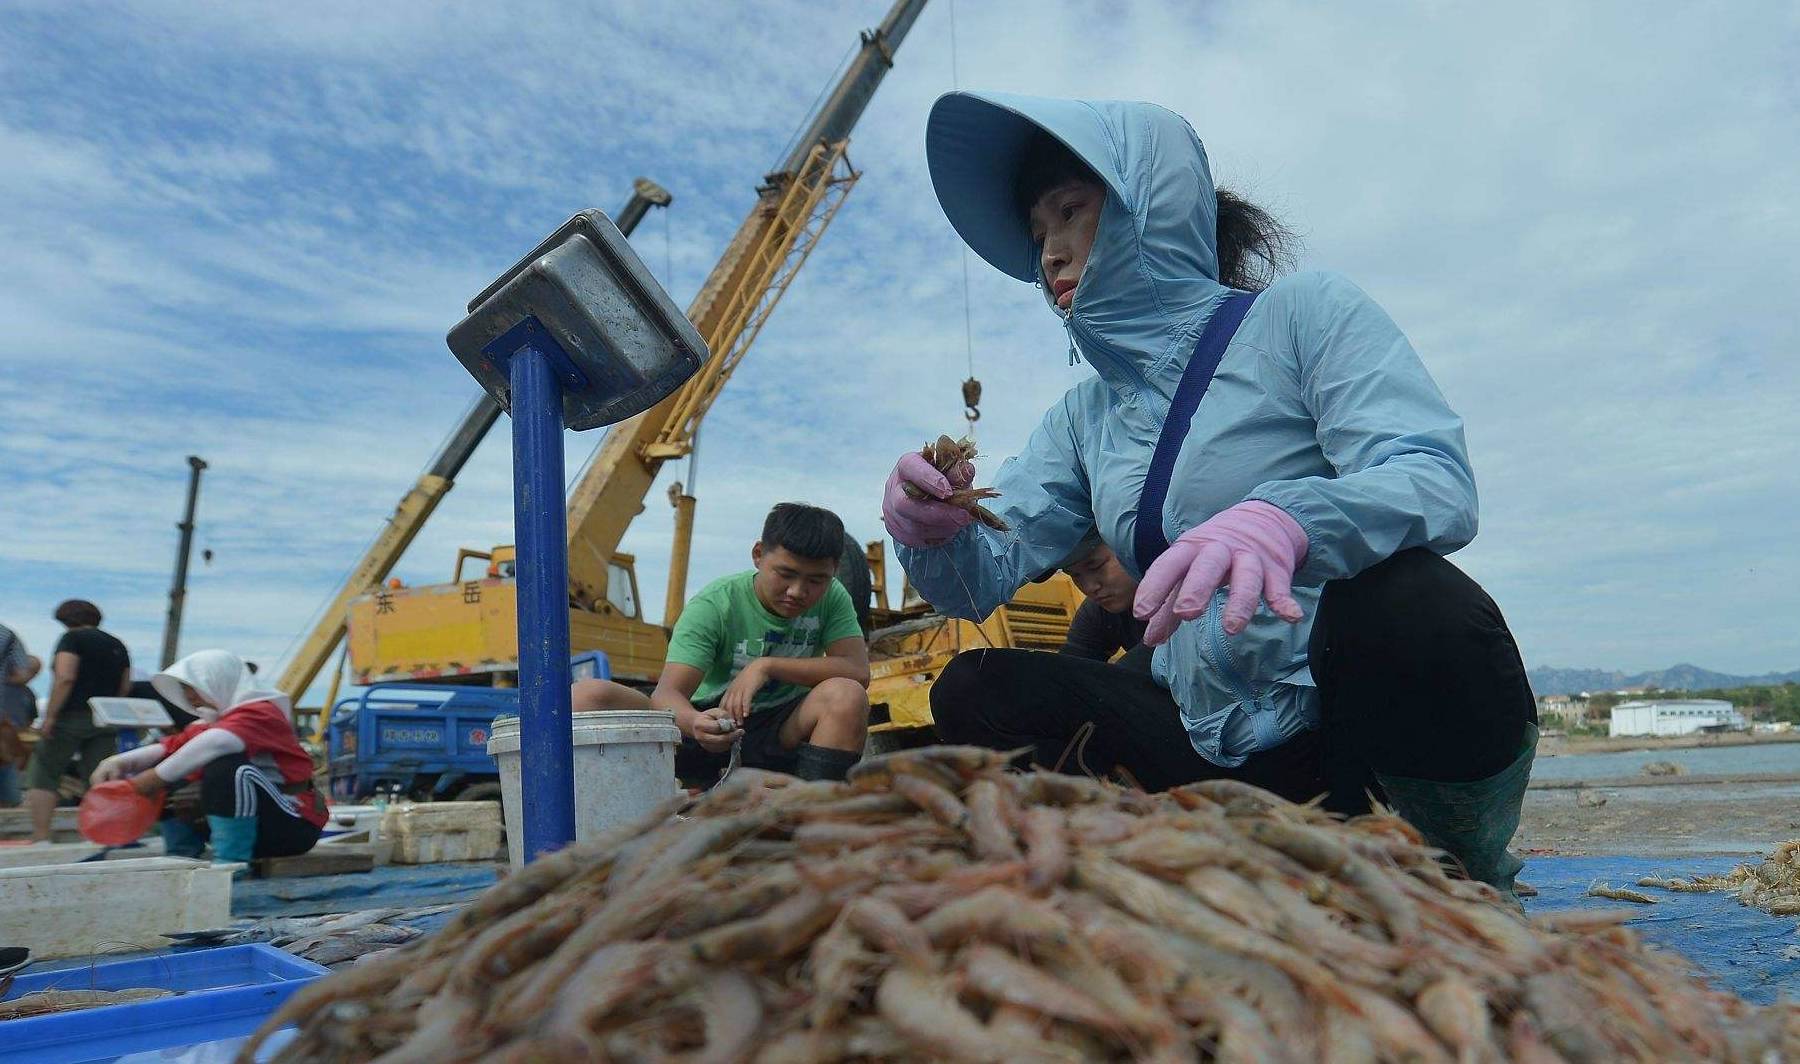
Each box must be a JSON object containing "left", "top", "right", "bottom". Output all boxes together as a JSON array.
[{"left": 1528, "top": 663, "right": 1800, "bottom": 697}]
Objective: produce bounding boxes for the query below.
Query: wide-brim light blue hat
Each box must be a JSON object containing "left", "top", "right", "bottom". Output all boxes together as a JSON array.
[{"left": 925, "top": 91, "right": 1129, "bottom": 284}]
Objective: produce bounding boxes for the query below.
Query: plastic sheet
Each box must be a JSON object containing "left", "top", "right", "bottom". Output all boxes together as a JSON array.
[
  {"left": 1524, "top": 854, "right": 1800, "bottom": 1004},
  {"left": 231, "top": 855, "right": 1798, "bottom": 999},
  {"left": 230, "top": 861, "right": 499, "bottom": 919},
  {"left": 114, "top": 1028, "right": 296, "bottom": 1063}
]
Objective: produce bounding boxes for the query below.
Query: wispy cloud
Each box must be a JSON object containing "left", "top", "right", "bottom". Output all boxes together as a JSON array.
[{"left": 1, "top": 1, "right": 1795, "bottom": 696}]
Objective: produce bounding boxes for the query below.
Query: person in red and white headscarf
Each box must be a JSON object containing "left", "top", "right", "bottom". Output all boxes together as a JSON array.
[{"left": 93, "top": 649, "right": 322, "bottom": 865}]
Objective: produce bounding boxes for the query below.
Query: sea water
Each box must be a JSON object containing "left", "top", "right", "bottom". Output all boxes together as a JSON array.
[{"left": 1530, "top": 740, "right": 1800, "bottom": 782}]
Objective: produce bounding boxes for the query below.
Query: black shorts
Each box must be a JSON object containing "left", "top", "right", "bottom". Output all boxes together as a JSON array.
[{"left": 675, "top": 694, "right": 806, "bottom": 786}]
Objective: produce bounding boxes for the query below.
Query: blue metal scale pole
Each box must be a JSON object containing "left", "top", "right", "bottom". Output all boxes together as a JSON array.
[
  {"left": 508, "top": 339, "right": 577, "bottom": 860},
  {"left": 448, "top": 209, "right": 706, "bottom": 863}
]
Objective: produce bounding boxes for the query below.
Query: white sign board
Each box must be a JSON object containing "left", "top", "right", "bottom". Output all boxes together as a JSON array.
[{"left": 87, "top": 697, "right": 175, "bottom": 728}]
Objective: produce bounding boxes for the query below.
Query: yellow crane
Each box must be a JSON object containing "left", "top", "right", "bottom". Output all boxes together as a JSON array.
[{"left": 345, "top": 0, "right": 934, "bottom": 688}]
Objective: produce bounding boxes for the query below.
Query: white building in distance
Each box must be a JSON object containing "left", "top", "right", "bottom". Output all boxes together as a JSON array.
[{"left": 1609, "top": 699, "right": 1745, "bottom": 737}]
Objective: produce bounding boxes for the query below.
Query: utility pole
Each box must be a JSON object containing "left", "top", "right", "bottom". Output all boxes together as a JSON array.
[{"left": 161, "top": 455, "right": 208, "bottom": 668}]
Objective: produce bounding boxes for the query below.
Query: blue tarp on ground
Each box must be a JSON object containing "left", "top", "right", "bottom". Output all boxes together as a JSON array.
[
  {"left": 20, "top": 855, "right": 1796, "bottom": 1011},
  {"left": 222, "top": 855, "right": 1800, "bottom": 1002},
  {"left": 229, "top": 861, "right": 500, "bottom": 919},
  {"left": 1524, "top": 854, "right": 1800, "bottom": 1004},
  {"left": 225, "top": 855, "right": 1800, "bottom": 1001}
]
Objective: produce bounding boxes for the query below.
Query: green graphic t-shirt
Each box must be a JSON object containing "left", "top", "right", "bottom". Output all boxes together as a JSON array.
[{"left": 665, "top": 570, "right": 863, "bottom": 710}]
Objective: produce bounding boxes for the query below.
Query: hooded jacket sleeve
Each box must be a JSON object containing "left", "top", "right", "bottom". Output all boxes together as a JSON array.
[
  {"left": 1246, "top": 272, "right": 1478, "bottom": 584},
  {"left": 895, "top": 393, "right": 1096, "bottom": 620}
]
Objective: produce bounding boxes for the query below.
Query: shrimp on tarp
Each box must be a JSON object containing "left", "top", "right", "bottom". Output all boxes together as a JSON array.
[
  {"left": 1586, "top": 881, "right": 1658, "bottom": 905},
  {"left": 874, "top": 967, "right": 1075, "bottom": 1063},
  {"left": 1020, "top": 806, "right": 1071, "bottom": 891}
]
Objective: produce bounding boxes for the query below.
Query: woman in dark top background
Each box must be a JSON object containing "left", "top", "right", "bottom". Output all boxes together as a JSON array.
[{"left": 26, "top": 598, "right": 129, "bottom": 843}]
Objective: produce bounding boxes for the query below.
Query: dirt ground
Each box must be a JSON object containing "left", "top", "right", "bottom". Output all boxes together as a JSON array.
[
  {"left": 1517, "top": 778, "right": 1800, "bottom": 857},
  {"left": 1514, "top": 731, "right": 1800, "bottom": 858}
]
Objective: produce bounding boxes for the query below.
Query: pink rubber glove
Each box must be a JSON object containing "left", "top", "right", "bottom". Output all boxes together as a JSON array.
[
  {"left": 1133, "top": 500, "right": 1308, "bottom": 646},
  {"left": 882, "top": 452, "right": 976, "bottom": 548}
]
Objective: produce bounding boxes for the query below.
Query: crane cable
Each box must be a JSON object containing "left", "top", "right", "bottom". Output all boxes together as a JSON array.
[
  {"left": 941, "top": 0, "right": 995, "bottom": 651},
  {"left": 949, "top": 0, "right": 980, "bottom": 433}
]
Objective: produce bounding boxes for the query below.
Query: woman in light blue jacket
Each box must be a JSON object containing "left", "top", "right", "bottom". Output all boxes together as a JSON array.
[{"left": 883, "top": 92, "right": 1538, "bottom": 894}]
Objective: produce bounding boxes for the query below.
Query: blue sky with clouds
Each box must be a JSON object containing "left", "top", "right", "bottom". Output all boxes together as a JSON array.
[{"left": 2, "top": 1, "right": 1796, "bottom": 701}]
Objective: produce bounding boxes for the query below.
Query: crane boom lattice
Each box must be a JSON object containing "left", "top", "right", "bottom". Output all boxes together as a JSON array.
[
  {"left": 646, "top": 142, "right": 858, "bottom": 460},
  {"left": 562, "top": 142, "right": 862, "bottom": 605}
]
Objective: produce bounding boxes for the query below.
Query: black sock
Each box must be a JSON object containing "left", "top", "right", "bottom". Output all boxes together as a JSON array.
[{"left": 793, "top": 743, "right": 860, "bottom": 782}]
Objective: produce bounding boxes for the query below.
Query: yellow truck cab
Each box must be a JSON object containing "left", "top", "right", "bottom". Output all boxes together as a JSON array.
[{"left": 347, "top": 547, "right": 668, "bottom": 687}]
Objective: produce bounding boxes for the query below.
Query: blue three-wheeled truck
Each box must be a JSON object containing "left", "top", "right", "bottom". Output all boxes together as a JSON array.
[{"left": 327, "top": 652, "right": 610, "bottom": 803}]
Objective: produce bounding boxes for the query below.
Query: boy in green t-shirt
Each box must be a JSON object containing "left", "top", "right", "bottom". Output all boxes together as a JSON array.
[{"left": 573, "top": 503, "right": 870, "bottom": 783}]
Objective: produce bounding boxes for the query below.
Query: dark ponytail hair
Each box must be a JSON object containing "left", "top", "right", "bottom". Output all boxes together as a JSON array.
[
  {"left": 1013, "top": 130, "right": 1297, "bottom": 292},
  {"left": 1213, "top": 188, "right": 1297, "bottom": 292}
]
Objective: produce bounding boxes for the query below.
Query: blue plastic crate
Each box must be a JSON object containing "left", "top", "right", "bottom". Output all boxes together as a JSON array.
[{"left": 0, "top": 943, "right": 326, "bottom": 1063}]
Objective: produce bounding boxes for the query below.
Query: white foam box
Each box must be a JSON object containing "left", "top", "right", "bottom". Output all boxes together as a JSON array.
[
  {"left": 0, "top": 857, "right": 241, "bottom": 958},
  {"left": 381, "top": 801, "right": 503, "bottom": 864}
]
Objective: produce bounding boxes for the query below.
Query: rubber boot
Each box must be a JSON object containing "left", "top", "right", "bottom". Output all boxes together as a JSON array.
[
  {"left": 160, "top": 819, "right": 206, "bottom": 859},
  {"left": 206, "top": 814, "right": 258, "bottom": 875},
  {"left": 1374, "top": 723, "right": 1537, "bottom": 903},
  {"left": 793, "top": 744, "right": 860, "bottom": 782}
]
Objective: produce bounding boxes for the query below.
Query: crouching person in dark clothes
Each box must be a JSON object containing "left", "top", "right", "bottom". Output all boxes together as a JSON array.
[
  {"left": 1058, "top": 539, "right": 1150, "bottom": 672},
  {"left": 938, "top": 539, "right": 1159, "bottom": 777},
  {"left": 91, "top": 649, "right": 323, "bottom": 866},
  {"left": 573, "top": 503, "right": 871, "bottom": 785},
  {"left": 934, "top": 534, "right": 1170, "bottom": 783}
]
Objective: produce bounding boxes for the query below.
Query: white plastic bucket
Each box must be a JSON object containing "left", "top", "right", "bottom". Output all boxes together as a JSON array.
[{"left": 487, "top": 709, "right": 680, "bottom": 868}]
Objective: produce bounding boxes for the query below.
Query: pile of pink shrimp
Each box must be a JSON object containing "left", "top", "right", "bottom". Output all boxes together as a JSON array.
[{"left": 246, "top": 746, "right": 1800, "bottom": 1063}]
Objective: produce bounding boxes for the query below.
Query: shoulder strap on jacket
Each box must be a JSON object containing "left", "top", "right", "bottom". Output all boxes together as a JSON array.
[{"left": 1132, "top": 290, "right": 1259, "bottom": 572}]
